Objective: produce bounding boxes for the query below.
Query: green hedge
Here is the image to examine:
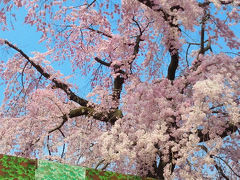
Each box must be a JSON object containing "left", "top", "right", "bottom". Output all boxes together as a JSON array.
[{"left": 0, "top": 154, "right": 155, "bottom": 180}]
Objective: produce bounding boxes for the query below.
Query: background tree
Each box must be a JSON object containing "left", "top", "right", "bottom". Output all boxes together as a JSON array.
[{"left": 0, "top": 0, "right": 240, "bottom": 179}]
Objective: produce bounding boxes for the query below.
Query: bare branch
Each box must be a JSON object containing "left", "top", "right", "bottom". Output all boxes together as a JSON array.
[
  {"left": 214, "top": 163, "right": 230, "bottom": 180},
  {"left": 61, "top": 143, "right": 66, "bottom": 159},
  {"left": 223, "top": 52, "right": 240, "bottom": 56},
  {"left": 48, "top": 122, "right": 66, "bottom": 159}
]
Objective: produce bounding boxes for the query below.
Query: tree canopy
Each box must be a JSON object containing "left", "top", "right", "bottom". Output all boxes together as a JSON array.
[{"left": 0, "top": 0, "right": 239, "bottom": 179}]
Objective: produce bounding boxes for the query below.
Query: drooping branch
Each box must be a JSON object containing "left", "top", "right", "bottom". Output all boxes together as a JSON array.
[
  {"left": 3, "top": 40, "right": 124, "bottom": 125},
  {"left": 89, "top": 20, "right": 145, "bottom": 108},
  {"left": 93, "top": 58, "right": 125, "bottom": 110},
  {"left": 109, "top": 18, "right": 146, "bottom": 107},
  {"left": 87, "top": 27, "right": 137, "bottom": 46},
  {"left": 3, "top": 40, "right": 89, "bottom": 107},
  {"left": 200, "top": 144, "right": 240, "bottom": 179},
  {"left": 130, "top": 17, "right": 150, "bottom": 64},
  {"left": 214, "top": 163, "right": 230, "bottom": 180},
  {"left": 136, "top": 0, "right": 182, "bottom": 30},
  {"left": 47, "top": 135, "right": 52, "bottom": 156},
  {"left": 4, "top": 40, "right": 50, "bottom": 79},
  {"left": 48, "top": 115, "right": 67, "bottom": 159},
  {"left": 136, "top": 0, "right": 180, "bottom": 81},
  {"left": 94, "top": 58, "right": 124, "bottom": 106}
]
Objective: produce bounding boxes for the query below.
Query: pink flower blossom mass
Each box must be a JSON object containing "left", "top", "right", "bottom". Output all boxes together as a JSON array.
[{"left": 0, "top": 0, "right": 239, "bottom": 179}]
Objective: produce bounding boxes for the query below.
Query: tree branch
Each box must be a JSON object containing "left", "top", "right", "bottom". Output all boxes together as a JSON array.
[
  {"left": 69, "top": 106, "right": 123, "bottom": 125},
  {"left": 213, "top": 155, "right": 240, "bottom": 178},
  {"left": 3, "top": 39, "right": 89, "bottom": 107},
  {"left": 94, "top": 56, "right": 124, "bottom": 111},
  {"left": 198, "top": 9, "right": 211, "bottom": 59},
  {"left": 199, "top": 0, "right": 240, "bottom": 7},
  {"left": 87, "top": 27, "right": 112, "bottom": 38},
  {"left": 48, "top": 114, "right": 68, "bottom": 134},
  {"left": 198, "top": 123, "right": 239, "bottom": 142},
  {"left": 167, "top": 50, "right": 179, "bottom": 80},
  {"left": 136, "top": 0, "right": 180, "bottom": 80},
  {"left": 110, "top": 18, "right": 148, "bottom": 105},
  {"left": 94, "top": 57, "right": 111, "bottom": 67},
  {"left": 218, "top": 0, "right": 240, "bottom": 6},
  {"left": 47, "top": 135, "right": 52, "bottom": 156},
  {"left": 199, "top": 145, "right": 230, "bottom": 180},
  {"left": 3, "top": 40, "right": 124, "bottom": 125},
  {"left": 136, "top": 0, "right": 182, "bottom": 30},
  {"left": 87, "top": 0, "right": 96, "bottom": 8},
  {"left": 112, "top": 75, "right": 125, "bottom": 106}
]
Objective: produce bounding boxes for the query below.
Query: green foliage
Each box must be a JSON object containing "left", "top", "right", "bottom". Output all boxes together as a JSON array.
[{"left": 0, "top": 154, "right": 36, "bottom": 180}]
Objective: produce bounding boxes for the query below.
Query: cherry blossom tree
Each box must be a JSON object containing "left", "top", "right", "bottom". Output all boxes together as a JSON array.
[{"left": 0, "top": 0, "right": 240, "bottom": 179}]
